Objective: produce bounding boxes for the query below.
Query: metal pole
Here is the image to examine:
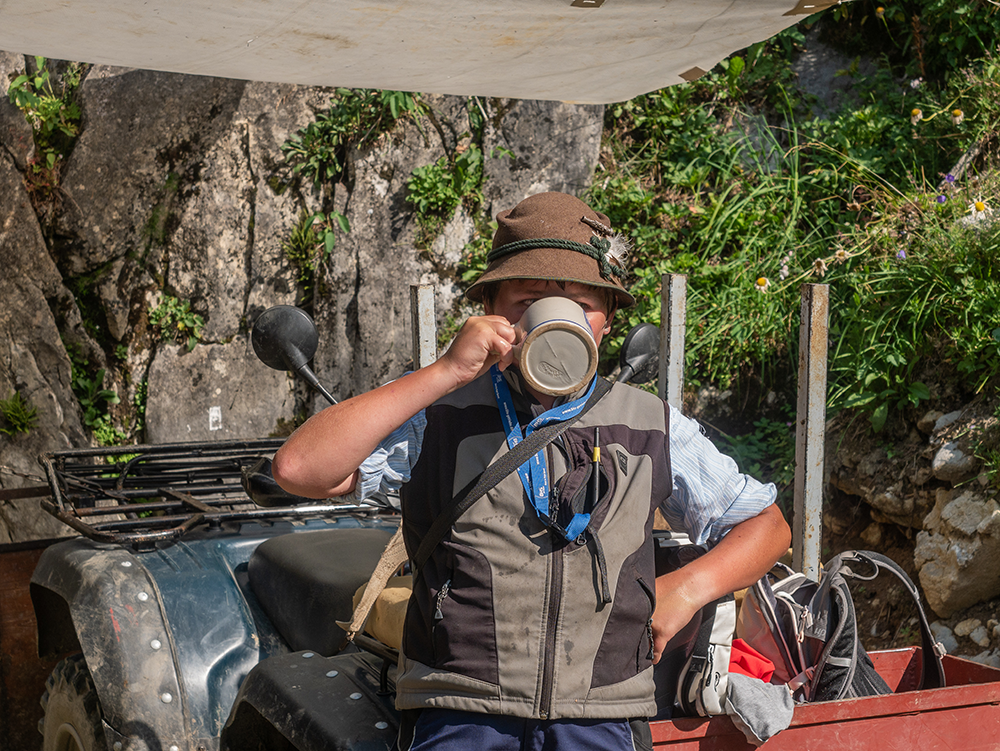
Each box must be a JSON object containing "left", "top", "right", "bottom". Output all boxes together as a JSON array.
[
  {"left": 659, "top": 274, "right": 687, "bottom": 409},
  {"left": 410, "top": 285, "right": 437, "bottom": 369},
  {"left": 793, "top": 283, "right": 829, "bottom": 581}
]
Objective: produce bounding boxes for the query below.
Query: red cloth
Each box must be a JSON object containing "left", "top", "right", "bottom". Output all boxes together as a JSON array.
[{"left": 729, "top": 638, "right": 775, "bottom": 682}]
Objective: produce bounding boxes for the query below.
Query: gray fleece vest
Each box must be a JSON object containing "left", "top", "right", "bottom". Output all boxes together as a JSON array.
[{"left": 396, "top": 371, "right": 672, "bottom": 720}]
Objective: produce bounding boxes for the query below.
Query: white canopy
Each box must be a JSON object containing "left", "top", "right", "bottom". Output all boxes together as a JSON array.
[{"left": 0, "top": 0, "right": 838, "bottom": 103}]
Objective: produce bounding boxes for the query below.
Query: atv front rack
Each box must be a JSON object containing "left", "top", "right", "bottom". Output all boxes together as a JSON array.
[{"left": 41, "top": 439, "right": 387, "bottom": 548}]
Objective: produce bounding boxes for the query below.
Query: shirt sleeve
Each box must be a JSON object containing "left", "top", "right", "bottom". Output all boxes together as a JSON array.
[
  {"left": 343, "top": 408, "right": 427, "bottom": 505},
  {"left": 660, "top": 404, "right": 777, "bottom": 547}
]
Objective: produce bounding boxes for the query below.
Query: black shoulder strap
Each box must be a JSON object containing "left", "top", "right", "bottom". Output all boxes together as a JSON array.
[
  {"left": 412, "top": 377, "right": 613, "bottom": 571},
  {"left": 835, "top": 550, "right": 947, "bottom": 690}
]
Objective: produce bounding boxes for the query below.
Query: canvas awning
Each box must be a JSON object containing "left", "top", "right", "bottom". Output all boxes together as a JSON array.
[{"left": 0, "top": 0, "right": 841, "bottom": 103}]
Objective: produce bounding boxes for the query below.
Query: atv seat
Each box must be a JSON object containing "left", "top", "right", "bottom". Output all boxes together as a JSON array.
[{"left": 248, "top": 526, "right": 396, "bottom": 656}]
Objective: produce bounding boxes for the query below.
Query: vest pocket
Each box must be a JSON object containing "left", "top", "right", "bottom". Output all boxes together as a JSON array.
[
  {"left": 428, "top": 542, "right": 500, "bottom": 684},
  {"left": 592, "top": 556, "right": 657, "bottom": 688}
]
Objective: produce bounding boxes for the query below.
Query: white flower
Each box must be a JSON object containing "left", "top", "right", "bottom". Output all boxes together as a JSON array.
[
  {"left": 812, "top": 258, "right": 828, "bottom": 278},
  {"left": 910, "top": 78, "right": 923, "bottom": 89},
  {"left": 754, "top": 277, "right": 770, "bottom": 292},
  {"left": 951, "top": 109, "right": 965, "bottom": 125},
  {"left": 910, "top": 108, "right": 923, "bottom": 126},
  {"left": 968, "top": 198, "right": 993, "bottom": 220}
]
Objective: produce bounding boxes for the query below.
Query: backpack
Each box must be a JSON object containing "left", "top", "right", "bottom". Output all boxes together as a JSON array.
[{"left": 736, "top": 549, "right": 948, "bottom": 703}]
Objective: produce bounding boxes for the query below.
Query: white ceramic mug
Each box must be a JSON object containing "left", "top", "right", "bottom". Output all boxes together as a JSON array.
[{"left": 515, "top": 297, "right": 598, "bottom": 396}]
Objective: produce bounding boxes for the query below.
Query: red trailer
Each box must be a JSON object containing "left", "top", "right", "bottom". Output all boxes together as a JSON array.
[{"left": 652, "top": 648, "right": 1000, "bottom": 749}]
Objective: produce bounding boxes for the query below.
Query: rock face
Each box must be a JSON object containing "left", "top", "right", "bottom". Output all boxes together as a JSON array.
[
  {"left": 915, "top": 489, "right": 1000, "bottom": 618},
  {"left": 0, "top": 53, "right": 604, "bottom": 542},
  {"left": 830, "top": 398, "right": 1000, "bottom": 619}
]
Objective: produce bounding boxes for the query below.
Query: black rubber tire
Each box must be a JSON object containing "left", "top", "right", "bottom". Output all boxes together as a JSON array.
[{"left": 38, "top": 654, "right": 106, "bottom": 751}]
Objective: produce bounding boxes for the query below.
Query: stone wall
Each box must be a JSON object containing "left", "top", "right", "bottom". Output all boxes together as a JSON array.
[{"left": 0, "top": 52, "right": 603, "bottom": 542}]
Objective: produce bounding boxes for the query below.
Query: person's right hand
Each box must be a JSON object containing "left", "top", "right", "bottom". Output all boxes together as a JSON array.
[{"left": 436, "top": 315, "right": 518, "bottom": 391}]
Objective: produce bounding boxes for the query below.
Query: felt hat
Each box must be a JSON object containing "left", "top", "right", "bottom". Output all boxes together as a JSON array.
[{"left": 466, "top": 192, "right": 635, "bottom": 308}]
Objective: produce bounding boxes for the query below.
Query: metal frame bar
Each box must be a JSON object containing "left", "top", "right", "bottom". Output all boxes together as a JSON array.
[
  {"left": 410, "top": 285, "right": 437, "bottom": 369},
  {"left": 793, "top": 283, "right": 829, "bottom": 581},
  {"left": 659, "top": 273, "right": 687, "bottom": 409}
]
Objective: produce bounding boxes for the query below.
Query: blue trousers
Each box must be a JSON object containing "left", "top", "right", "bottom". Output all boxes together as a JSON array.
[{"left": 402, "top": 709, "right": 652, "bottom": 751}]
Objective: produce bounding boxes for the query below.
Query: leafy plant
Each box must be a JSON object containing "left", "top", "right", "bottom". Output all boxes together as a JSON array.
[
  {"left": 0, "top": 391, "right": 39, "bottom": 436},
  {"left": 407, "top": 143, "right": 485, "bottom": 243},
  {"left": 282, "top": 209, "right": 351, "bottom": 304},
  {"left": 149, "top": 295, "right": 204, "bottom": 351},
  {"left": 72, "top": 368, "right": 119, "bottom": 428},
  {"left": 7, "top": 56, "right": 83, "bottom": 171},
  {"left": 282, "top": 88, "right": 422, "bottom": 187}
]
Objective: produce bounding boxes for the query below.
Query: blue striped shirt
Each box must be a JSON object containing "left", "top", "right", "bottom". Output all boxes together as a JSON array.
[{"left": 350, "top": 396, "right": 775, "bottom": 547}]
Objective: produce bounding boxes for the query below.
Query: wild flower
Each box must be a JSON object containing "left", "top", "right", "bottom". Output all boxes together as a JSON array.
[
  {"left": 754, "top": 277, "right": 770, "bottom": 292},
  {"left": 896, "top": 248, "right": 907, "bottom": 260},
  {"left": 945, "top": 174, "right": 956, "bottom": 184},
  {"left": 951, "top": 109, "right": 964, "bottom": 125},
  {"left": 910, "top": 78, "right": 923, "bottom": 89},
  {"left": 834, "top": 249, "right": 848, "bottom": 264},
  {"left": 937, "top": 195, "right": 947, "bottom": 204},
  {"left": 968, "top": 199, "right": 993, "bottom": 220},
  {"left": 910, "top": 108, "right": 923, "bottom": 125},
  {"left": 812, "top": 258, "right": 827, "bottom": 278},
  {"left": 876, "top": 6, "right": 885, "bottom": 18}
]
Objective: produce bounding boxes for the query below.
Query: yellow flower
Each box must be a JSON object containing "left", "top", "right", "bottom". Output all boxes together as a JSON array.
[
  {"left": 951, "top": 109, "right": 964, "bottom": 125},
  {"left": 876, "top": 6, "right": 885, "bottom": 17},
  {"left": 910, "top": 108, "right": 923, "bottom": 126},
  {"left": 754, "top": 277, "right": 770, "bottom": 292}
]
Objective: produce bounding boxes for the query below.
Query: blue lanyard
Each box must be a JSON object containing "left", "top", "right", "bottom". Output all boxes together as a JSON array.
[{"left": 490, "top": 365, "right": 596, "bottom": 540}]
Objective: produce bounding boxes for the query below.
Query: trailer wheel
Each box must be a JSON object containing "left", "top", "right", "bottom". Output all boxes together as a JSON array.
[{"left": 39, "top": 653, "right": 106, "bottom": 751}]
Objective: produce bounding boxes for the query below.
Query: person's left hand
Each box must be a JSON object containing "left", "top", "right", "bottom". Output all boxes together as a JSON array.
[{"left": 651, "top": 570, "right": 704, "bottom": 663}]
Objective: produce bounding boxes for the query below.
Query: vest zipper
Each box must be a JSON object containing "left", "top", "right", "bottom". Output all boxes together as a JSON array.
[
  {"left": 539, "top": 537, "right": 562, "bottom": 720},
  {"left": 433, "top": 579, "right": 451, "bottom": 621},
  {"left": 639, "top": 576, "right": 656, "bottom": 668}
]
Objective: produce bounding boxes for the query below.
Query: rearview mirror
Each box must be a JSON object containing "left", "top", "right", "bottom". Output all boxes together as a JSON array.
[
  {"left": 251, "top": 306, "right": 337, "bottom": 405},
  {"left": 617, "top": 323, "right": 659, "bottom": 385}
]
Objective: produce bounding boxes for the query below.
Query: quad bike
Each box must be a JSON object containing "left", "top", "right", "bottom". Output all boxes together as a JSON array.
[{"left": 30, "top": 304, "right": 661, "bottom": 751}]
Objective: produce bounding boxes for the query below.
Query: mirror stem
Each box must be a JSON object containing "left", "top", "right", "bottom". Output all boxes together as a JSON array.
[{"left": 295, "top": 364, "right": 338, "bottom": 405}]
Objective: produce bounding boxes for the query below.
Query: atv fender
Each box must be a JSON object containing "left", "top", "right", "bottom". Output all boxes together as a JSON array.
[{"left": 31, "top": 534, "right": 274, "bottom": 751}]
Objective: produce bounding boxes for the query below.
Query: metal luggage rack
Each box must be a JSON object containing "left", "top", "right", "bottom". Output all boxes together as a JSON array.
[{"left": 41, "top": 438, "right": 387, "bottom": 549}]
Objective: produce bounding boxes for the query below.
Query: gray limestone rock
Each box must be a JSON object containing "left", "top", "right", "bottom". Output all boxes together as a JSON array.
[
  {"left": 915, "top": 490, "right": 1000, "bottom": 617},
  {"left": 932, "top": 441, "right": 980, "bottom": 483},
  {"left": 933, "top": 410, "right": 964, "bottom": 434},
  {"left": 0, "top": 152, "right": 86, "bottom": 542},
  {"left": 481, "top": 98, "right": 603, "bottom": 219},
  {"left": 145, "top": 341, "right": 294, "bottom": 443}
]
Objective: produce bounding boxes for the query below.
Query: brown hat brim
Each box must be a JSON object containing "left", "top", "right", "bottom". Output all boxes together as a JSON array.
[{"left": 466, "top": 245, "right": 635, "bottom": 307}]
